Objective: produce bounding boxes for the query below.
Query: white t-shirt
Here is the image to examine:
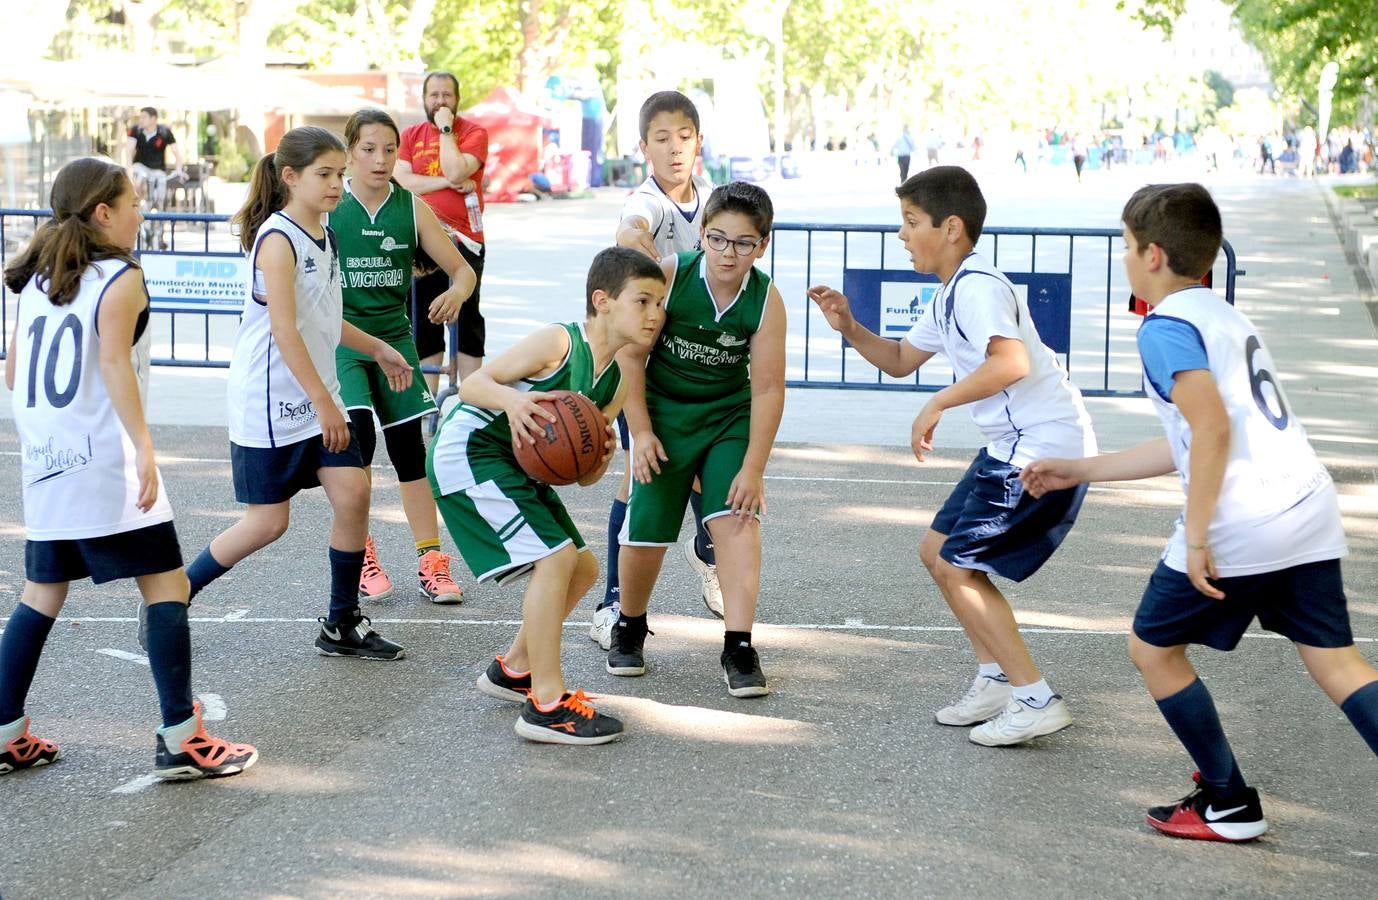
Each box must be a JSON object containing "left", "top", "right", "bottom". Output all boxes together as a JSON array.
[
  {"left": 13, "top": 261, "right": 173, "bottom": 539},
  {"left": 621, "top": 174, "right": 715, "bottom": 257},
  {"left": 1140, "top": 287, "right": 1346, "bottom": 576},
  {"left": 904, "top": 252, "right": 1096, "bottom": 466},
  {"left": 227, "top": 211, "right": 346, "bottom": 448}
]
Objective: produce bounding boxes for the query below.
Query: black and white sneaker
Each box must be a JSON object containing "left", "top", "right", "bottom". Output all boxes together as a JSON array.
[
  {"left": 1146, "top": 773, "right": 1268, "bottom": 842},
  {"left": 514, "top": 690, "right": 624, "bottom": 745},
  {"left": 606, "top": 617, "right": 651, "bottom": 676},
  {"left": 315, "top": 614, "right": 405, "bottom": 660},
  {"left": 476, "top": 654, "right": 532, "bottom": 703},
  {"left": 721, "top": 645, "right": 769, "bottom": 698}
]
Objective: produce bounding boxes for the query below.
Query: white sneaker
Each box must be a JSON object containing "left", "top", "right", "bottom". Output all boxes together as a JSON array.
[
  {"left": 589, "top": 601, "right": 620, "bottom": 651},
  {"left": 968, "top": 696, "right": 1073, "bottom": 747},
  {"left": 682, "top": 538, "right": 723, "bottom": 619},
  {"left": 934, "top": 676, "right": 1012, "bottom": 726}
]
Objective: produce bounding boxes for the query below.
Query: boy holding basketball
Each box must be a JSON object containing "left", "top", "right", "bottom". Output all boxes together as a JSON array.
[
  {"left": 426, "top": 247, "right": 666, "bottom": 744},
  {"left": 808, "top": 166, "right": 1096, "bottom": 745},
  {"left": 1021, "top": 183, "right": 1378, "bottom": 841}
]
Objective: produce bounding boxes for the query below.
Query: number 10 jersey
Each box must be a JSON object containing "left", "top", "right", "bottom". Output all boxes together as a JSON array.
[
  {"left": 12, "top": 261, "right": 173, "bottom": 540},
  {"left": 1140, "top": 287, "right": 1344, "bottom": 576}
]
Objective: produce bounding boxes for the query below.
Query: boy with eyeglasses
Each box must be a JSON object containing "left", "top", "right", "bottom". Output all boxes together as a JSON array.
[{"left": 608, "top": 181, "right": 787, "bottom": 698}]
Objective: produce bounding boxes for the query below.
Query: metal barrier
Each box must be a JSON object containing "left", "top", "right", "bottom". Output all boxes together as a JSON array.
[{"left": 762, "top": 224, "right": 1239, "bottom": 398}]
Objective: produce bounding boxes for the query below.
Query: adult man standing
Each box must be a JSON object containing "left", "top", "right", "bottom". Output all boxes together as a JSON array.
[
  {"left": 125, "top": 107, "right": 184, "bottom": 208},
  {"left": 395, "top": 72, "right": 489, "bottom": 393}
]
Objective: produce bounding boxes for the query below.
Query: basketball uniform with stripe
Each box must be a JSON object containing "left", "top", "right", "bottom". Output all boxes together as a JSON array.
[
  {"left": 1142, "top": 287, "right": 1345, "bottom": 576},
  {"left": 228, "top": 212, "right": 345, "bottom": 448},
  {"left": 427, "top": 322, "right": 620, "bottom": 583},
  {"left": 623, "top": 251, "right": 769, "bottom": 544},
  {"left": 904, "top": 251, "right": 1096, "bottom": 465},
  {"left": 13, "top": 261, "right": 173, "bottom": 539},
  {"left": 330, "top": 182, "right": 434, "bottom": 425},
  {"left": 621, "top": 174, "right": 714, "bottom": 257}
]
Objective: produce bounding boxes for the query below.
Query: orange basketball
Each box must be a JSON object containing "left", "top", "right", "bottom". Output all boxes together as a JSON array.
[{"left": 512, "top": 391, "right": 609, "bottom": 486}]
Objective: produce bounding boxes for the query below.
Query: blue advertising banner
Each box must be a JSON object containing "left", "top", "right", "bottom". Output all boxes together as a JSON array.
[{"left": 840, "top": 269, "right": 1072, "bottom": 355}]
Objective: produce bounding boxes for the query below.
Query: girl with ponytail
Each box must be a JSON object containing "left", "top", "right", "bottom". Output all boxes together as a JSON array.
[
  {"left": 1, "top": 157, "right": 258, "bottom": 781},
  {"left": 182, "top": 126, "right": 415, "bottom": 660}
]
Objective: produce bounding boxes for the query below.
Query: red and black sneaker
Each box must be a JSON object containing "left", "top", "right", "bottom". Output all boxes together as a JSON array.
[
  {"left": 1146, "top": 772, "right": 1267, "bottom": 842},
  {"left": 155, "top": 701, "right": 258, "bottom": 780},
  {"left": 475, "top": 654, "right": 532, "bottom": 703},
  {"left": 0, "top": 716, "right": 60, "bottom": 775},
  {"left": 514, "top": 690, "right": 624, "bottom": 746}
]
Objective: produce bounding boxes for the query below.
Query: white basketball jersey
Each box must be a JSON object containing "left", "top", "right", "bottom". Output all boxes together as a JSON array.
[
  {"left": 904, "top": 253, "right": 1096, "bottom": 466},
  {"left": 12, "top": 261, "right": 173, "bottom": 540},
  {"left": 1146, "top": 288, "right": 1345, "bottom": 575},
  {"left": 228, "top": 212, "right": 346, "bottom": 448},
  {"left": 621, "top": 174, "right": 714, "bottom": 257}
]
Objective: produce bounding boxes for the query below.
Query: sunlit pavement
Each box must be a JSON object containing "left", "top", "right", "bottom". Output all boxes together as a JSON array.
[{"left": 1, "top": 166, "right": 1375, "bottom": 898}]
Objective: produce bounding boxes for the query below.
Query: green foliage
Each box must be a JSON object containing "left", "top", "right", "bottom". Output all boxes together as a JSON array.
[
  {"left": 214, "top": 144, "right": 251, "bottom": 182},
  {"left": 1333, "top": 182, "right": 1378, "bottom": 200}
]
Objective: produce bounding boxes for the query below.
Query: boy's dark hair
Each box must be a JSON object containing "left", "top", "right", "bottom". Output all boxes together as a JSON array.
[
  {"left": 585, "top": 246, "right": 665, "bottom": 316},
  {"left": 1121, "top": 183, "right": 1222, "bottom": 279},
  {"left": 140, "top": 106, "right": 158, "bottom": 119},
  {"left": 703, "top": 181, "right": 774, "bottom": 236},
  {"left": 638, "top": 90, "right": 699, "bottom": 141},
  {"left": 895, "top": 165, "right": 986, "bottom": 243}
]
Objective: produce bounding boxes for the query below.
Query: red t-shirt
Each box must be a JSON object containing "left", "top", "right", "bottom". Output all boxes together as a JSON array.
[{"left": 399, "top": 118, "right": 488, "bottom": 243}]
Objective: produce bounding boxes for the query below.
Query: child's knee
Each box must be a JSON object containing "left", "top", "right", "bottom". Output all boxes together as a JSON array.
[
  {"left": 571, "top": 551, "right": 599, "bottom": 595},
  {"left": 1128, "top": 633, "right": 1177, "bottom": 673},
  {"left": 251, "top": 506, "right": 292, "bottom": 544}
]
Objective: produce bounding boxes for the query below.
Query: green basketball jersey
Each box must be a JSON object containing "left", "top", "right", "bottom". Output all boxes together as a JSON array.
[
  {"left": 429, "top": 322, "right": 621, "bottom": 494},
  {"left": 331, "top": 182, "right": 416, "bottom": 344},
  {"left": 645, "top": 250, "right": 771, "bottom": 403}
]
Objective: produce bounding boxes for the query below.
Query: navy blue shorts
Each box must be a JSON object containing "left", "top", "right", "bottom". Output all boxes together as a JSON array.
[
  {"left": 26, "top": 520, "right": 183, "bottom": 585},
  {"left": 1133, "top": 558, "right": 1352, "bottom": 650},
  {"left": 231, "top": 427, "right": 364, "bottom": 505},
  {"left": 932, "top": 449, "right": 1087, "bottom": 583}
]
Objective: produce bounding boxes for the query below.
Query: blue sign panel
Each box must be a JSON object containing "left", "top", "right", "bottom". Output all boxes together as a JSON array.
[{"left": 840, "top": 269, "right": 1072, "bottom": 355}]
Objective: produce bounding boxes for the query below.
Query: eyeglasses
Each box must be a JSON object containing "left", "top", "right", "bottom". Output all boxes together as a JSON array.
[{"left": 703, "top": 232, "right": 764, "bottom": 256}]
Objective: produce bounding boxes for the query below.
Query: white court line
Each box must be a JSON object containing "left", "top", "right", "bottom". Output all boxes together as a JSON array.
[
  {"left": 222, "top": 609, "right": 249, "bottom": 621},
  {"left": 30, "top": 617, "right": 1366, "bottom": 643},
  {"left": 95, "top": 648, "right": 149, "bottom": 666},
  {"left": 198, "top": 693, "right": 227, "bottom": 721},
  {"left": 111, "top": 774, "right": 160, "bottom": 795}
]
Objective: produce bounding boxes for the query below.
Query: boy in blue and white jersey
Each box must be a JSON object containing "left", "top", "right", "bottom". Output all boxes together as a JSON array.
[
  {"left": 809, "top": 166, "right": 1096, "bottom": 747},
  {"left": 1022, "top": 183, "right": 1378, "bottom": 842}
]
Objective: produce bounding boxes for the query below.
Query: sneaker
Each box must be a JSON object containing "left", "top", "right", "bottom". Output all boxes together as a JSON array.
[
  {"left": 1146, "top": 775, "right": 1268, "bottom": 842},
  {"left": 589, "top": 600, "right": 620, "bottom": 651},
  {"left": 358, "top": 535, "right": 395, "bottom": 602},
  {"left": 934, "top": 676, "right": 1012, "bottom": 726},
  {"left": 315, "top": 613, "right": 406, "bottom": 660},
  {"left": 0, "top": 716, "right": 60, "bottom": 775},
  {"left": 968, "top": 696, "right": 1072, "bottom": 746},
  {"left": 514, "top": 690, "right": 624, "bottom": 745},
  {"left": 154, "top": 701, "right": 258, "bottom": 780},
  {"left": 606, "top": 617, "right": 651, "bottom": 677},
  {"left": 682, "top": 538, "right": 724, "bottom": 619},
  {"left": 476, "top": 655, "right": 532, "bottom": 703},
  {"left": 418, "top": 550, "right": 464, "bottom": 604},
  {"left": 721, "top": 646, "right": 769, "bottom": 698}
]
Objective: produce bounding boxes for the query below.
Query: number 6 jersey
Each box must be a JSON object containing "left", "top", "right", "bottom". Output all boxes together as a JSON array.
[
  {"left": 1138, "top": 286, "right": 1345, "bottom": 576},
  {"left": 12, "top": 261, "right": 173, "bottom": 540}
]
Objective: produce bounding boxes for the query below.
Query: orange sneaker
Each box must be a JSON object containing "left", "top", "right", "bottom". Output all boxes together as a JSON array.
[
  {"left": 154, "top": 701, "right": 258, "bottom": 780},
  {"left": 358, "top": 535, "right": 395, "bottom": 601},
  {"left": 418, "top": 549, "right": 463, "bottom": 604},
  {"left": 0, "top": 716, "right": 60, "bottom": 775}
]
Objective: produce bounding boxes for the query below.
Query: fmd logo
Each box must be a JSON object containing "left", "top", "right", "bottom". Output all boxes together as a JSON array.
[{"left": 175, "top": 260, "right": 239, "bottom": 279}]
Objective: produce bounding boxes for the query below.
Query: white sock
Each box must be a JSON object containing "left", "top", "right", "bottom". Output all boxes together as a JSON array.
[
  {"left": 977, "top": 662, "right": 1007, "bottom": 682},
  {"left": 1012, "top": 678, "right": 1055, "bottom": 708}
]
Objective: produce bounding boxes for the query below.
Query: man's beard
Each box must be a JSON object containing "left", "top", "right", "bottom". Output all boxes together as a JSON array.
[{"left": 425, "top": 102, "right": 457, "bottom": 125}]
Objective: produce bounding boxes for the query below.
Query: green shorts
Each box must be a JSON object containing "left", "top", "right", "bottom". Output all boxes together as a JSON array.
[
  {"left": 622, "top": 392, "right": 751, "bottom": 546},
  {"left": 337, "top": 335, "right": 435, "bottom": 428},
  {"left": 435, "top": 464, "right": 588, "bottom": 585}
]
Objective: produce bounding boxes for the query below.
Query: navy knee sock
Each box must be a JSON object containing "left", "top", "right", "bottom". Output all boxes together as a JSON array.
[
  {"left": 186, "top": 547, "right": 231, "bottom": 602},
  {"left": 144, "top": 602, "right": 195, "bottom": 728},
  {"left": 600, "top": 499, "right": 627, "bottom": 609},
  {"left": 328, "top": 547, "right": 365, "bottom": 622},
  {"left": 688, "top": 490, "right": 715, "bottom": 565},
  {"left": 1340, "top": 680, "right": 1378, "bottom": 757},
  {"left": 0, "top": 603, "right": 56, "bottom": 724},
  {"left": 1156, "top": 678, "right": 1247, "bottom": 793}
]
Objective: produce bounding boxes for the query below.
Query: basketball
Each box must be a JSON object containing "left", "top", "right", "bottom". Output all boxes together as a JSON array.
[{"left": 513, "top": 391, "right": 609, "bottom": 486}]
